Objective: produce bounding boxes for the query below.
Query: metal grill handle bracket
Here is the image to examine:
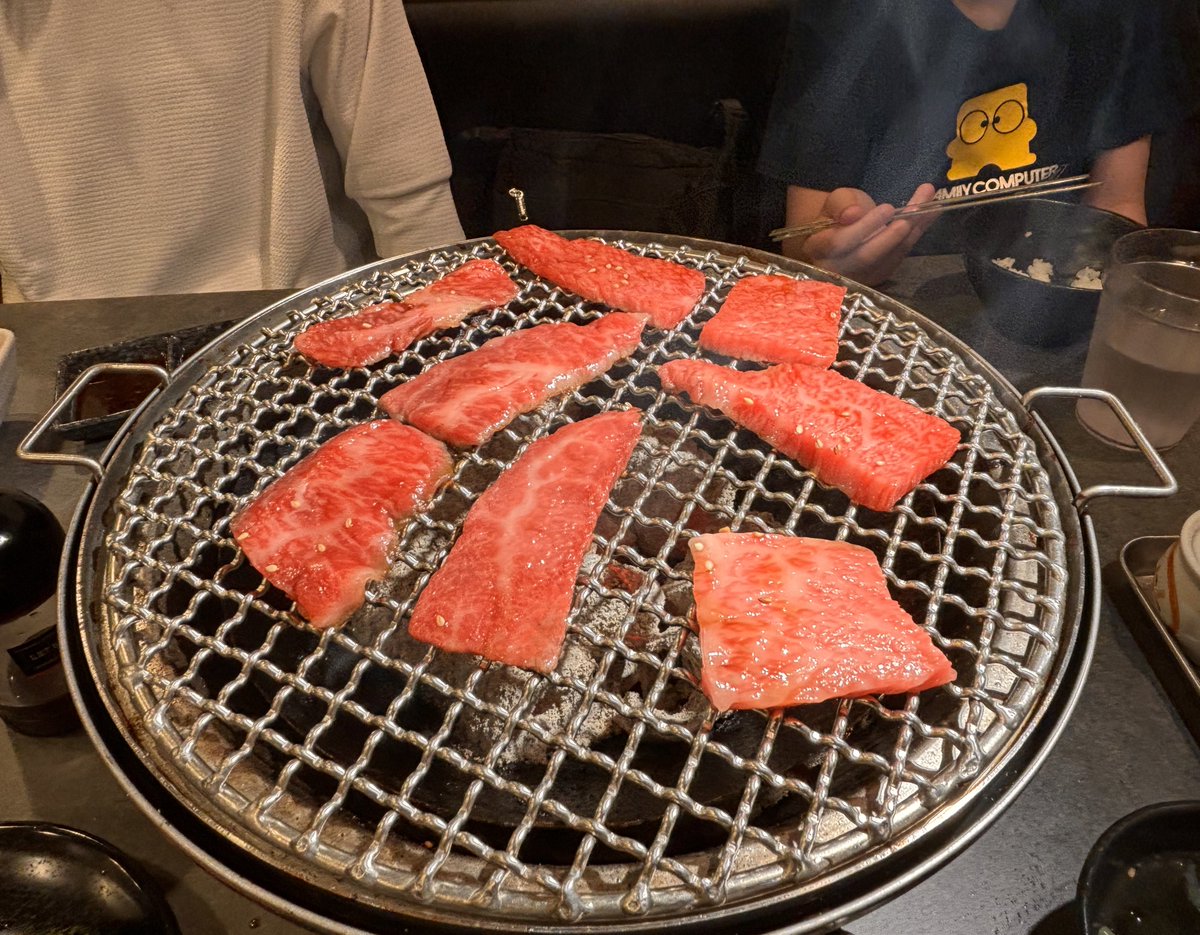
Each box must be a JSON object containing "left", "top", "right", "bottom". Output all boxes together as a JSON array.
[
  {"left": 17, "top": 362, "right": 169, "bottom": 480},
  {"left": 507, "top": 187, "right": 529, "bottom": 222},
  {"left": 1022, "top": 385, "right": 1178, "bottom": 515}
]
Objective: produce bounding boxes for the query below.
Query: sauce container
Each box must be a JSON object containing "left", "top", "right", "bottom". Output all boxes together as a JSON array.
[{"left": 1152, "top": 510, "right": 1200, "bottom": 667}]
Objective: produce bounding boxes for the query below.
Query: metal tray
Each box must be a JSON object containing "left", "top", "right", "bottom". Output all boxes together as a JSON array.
[
  {"left": 1119, "top": 536, "right": 1200, "bottom": 748},
  {"left": 54, "top": 318, "right": 239, "bottom": 441}
]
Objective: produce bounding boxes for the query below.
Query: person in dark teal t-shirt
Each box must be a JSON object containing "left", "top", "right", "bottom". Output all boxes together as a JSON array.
[{"left": 759, "top": 0, "right": 1190, "bottom": 285}]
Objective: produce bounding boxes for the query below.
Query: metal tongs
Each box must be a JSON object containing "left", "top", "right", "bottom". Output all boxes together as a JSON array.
[{"left": 769, "top": 173, "right": 1100, "bottom": 242}]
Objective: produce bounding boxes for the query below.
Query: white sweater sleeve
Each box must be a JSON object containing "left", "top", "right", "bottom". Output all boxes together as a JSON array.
[{"left": 304, "top": 0, "right": 464, "bottom": 258}]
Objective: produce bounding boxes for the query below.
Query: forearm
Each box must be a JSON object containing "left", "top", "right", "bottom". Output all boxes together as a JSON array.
[
  {"left": 368, "top": 177, "right": 464, "bottom": 259},
  {"left": 1083, "top": 136, "right": 1150, "bottom": 225},
  {"left": 309, "top": 0, "right": 464, "bottom": 255}
]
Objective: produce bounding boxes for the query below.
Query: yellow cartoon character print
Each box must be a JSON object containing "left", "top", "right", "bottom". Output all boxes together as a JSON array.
[{"left": 945, "top": 83, "right": 1037, "bottom": 181}]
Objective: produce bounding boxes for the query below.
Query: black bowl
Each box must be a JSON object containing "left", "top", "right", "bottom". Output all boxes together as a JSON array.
[
  {"left": 0, "top": 822, "right": 180, "bottom": 934},
  {"left": 961, "top": 197, "right": 1141, "bottom": 347},
  {"left": 1077, "top": 801, "right": 1200, "bottom": 934}
]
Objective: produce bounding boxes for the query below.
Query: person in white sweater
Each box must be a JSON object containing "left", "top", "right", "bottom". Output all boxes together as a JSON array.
[{"left": 0, "top": 1, "right": 464, "bottom": 302}]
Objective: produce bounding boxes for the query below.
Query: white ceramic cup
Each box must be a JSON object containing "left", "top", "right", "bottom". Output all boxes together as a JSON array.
[{"left": 1152, "top": 510, "right": 1200, "bottom": 667}]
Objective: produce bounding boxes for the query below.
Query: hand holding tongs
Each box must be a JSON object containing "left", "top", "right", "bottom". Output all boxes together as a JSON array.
[{"left": 768, "top": 173, "right": 1100, "bottom": 243}]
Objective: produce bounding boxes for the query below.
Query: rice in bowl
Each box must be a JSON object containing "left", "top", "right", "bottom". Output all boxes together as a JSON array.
[{"left": 990, "top": 257, "right": 1104, "bottom": 290}]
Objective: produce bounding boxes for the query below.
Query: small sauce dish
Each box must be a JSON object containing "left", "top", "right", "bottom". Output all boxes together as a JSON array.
[
  {"left": 1152, "top": 510, "right": 1200, "bottom": 667},
  {"left": 1078, "top": 801, "right": 1200, "bottom": 934},
  {"left": 0, "top": 822, "right": 179, "bottom": 933}
]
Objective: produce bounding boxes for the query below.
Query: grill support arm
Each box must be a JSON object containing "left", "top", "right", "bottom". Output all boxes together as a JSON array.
[{"left": 1021, "top": 386, "right": 1178, "bottom": 515}]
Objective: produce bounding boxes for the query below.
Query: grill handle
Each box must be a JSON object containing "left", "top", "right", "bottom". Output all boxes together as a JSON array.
[
  {"left": 1022, "top": 385, "right": 1178, "bottom": 515},
  {"left": 17, "top": 362, "right": 169, "bottom": 480}
]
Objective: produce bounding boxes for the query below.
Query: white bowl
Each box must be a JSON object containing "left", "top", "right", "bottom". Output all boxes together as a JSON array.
[{"left": 0, "top": 329, "right": 14, "bottom": 425}]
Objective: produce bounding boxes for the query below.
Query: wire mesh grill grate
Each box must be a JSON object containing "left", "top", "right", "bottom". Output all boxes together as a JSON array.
[{"left": 89, "top": 236, "right": 1070, "bottom": 929}]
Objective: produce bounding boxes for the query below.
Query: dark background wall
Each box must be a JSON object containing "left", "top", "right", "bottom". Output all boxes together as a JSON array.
[
  {"left": 406, "top": 0, "right": 1199, "bottom": 245},
  {"left": 406, "top": 0, "right": 790, "bottom": 246}
]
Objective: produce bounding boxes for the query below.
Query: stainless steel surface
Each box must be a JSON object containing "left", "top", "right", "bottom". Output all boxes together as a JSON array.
[
  {"left": 55, "top": 235, "right": 1091, "bottom": 932},
  {"left": 768, "top": 175, "right": 1098, "bottom": 242},
  {"left": 18, "top": 362, "right": 169, "bottom": 480},
  {"left": 1119, "top": 536, "right": 1200, "bottom": 747},
  {"left": 1021, "top": 387, "right": 1178, "bottom": 513}
]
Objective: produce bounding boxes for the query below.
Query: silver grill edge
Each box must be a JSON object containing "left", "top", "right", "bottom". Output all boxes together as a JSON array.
[{"left": 76, "top": 235, "right": 1076, "bottom": 931}]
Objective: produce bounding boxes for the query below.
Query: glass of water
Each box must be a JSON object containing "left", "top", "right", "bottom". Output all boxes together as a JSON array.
[{"left": 1076, "top": 229, "right": 1200, "bottom": 450}]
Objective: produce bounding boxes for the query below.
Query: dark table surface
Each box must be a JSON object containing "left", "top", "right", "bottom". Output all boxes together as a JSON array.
[{"left": 1, "top": 257, "right": 1197, "bottom": 935}]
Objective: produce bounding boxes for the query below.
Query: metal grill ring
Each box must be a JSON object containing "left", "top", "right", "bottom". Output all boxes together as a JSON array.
[{"left": 76, "top": 235, "right": 1081, "bottom": 932}]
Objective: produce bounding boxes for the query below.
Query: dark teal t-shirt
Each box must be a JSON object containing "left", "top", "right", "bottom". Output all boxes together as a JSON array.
[{"left": 758, "top": 0, "right": 1186, "bottom": 208}]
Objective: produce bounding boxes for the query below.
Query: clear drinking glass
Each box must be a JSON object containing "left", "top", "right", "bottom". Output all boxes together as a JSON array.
[{"left": 1076, "top": 229, "right": 1200, "bottom": 450}]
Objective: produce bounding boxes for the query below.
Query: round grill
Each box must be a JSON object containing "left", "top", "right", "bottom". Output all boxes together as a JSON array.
[{"left": 76, "top": 235, "right": 1083, "bottom": 931}]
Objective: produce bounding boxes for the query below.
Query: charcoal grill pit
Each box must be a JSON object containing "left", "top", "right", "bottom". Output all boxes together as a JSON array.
[{"left": 26, "top": 233, "right": 1168, "bottom": 933}]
